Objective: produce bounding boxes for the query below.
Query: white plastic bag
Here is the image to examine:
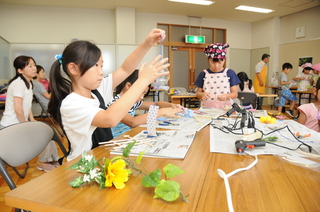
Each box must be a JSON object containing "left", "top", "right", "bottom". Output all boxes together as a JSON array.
[{"left": 270, "top": 72, "right": 279, "bottom": 87}]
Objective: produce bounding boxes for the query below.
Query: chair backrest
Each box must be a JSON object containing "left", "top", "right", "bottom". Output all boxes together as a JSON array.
[
  {"left": 237, "top": 92, "right": 257, "bottom": 106},
  {"left": 0, "top": 122, "right": 54, "bottom": 167}
]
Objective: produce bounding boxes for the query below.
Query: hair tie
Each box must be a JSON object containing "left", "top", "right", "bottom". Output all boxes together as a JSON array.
[{"left": 55, "top": 54, "right": 63, "bottom": 65}]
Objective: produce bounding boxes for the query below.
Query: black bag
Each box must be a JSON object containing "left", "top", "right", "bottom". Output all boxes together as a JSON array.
[{"left": 91, "top": 89, "right": 113, "bottom": 148}]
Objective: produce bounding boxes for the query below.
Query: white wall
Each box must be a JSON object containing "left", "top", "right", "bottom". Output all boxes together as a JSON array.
[
  {"left": 279, "top": 6, "right": 320, "bottom": 44},
  {"left": 0, "top": 4, "right": 115, "bottom": 44}
]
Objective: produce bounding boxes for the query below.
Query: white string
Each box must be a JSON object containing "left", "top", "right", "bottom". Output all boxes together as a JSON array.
[{"left": 217, "top": 155, "right": 258, "bottom": 212}]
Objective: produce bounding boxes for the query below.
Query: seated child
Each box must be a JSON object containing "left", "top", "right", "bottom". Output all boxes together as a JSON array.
[
  {"left": 297, "top": 78, "right": 320, "bottom": 132},
  {"left": 33, "top": 65, "right": 51, "bottom": 111},
  {"left": 107, "top": 70, "right": 183, "bottom": 138},
  {"left": 278, "top": 63, "right": 298, "bottom": 117},
  {"left": 237, "top": 72, "right": 254, "bottom": 109}
]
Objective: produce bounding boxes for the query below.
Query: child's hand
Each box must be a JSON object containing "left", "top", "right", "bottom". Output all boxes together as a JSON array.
[
  {"left": 201, "top": 92, "right": 211, "bottom": 100},
  {"left": 158, "top": 107, "right": 182, "bottom": 118},
  {"left": 138, "top": 55, "right": 170, "bottom": 85},
  {"left": 144, "top": 28, "right": 166, "bottom": 47},
  {"left": 217, "top": 94, "right": 229, "bottom": 101},
  {"left": 170, "top": 103, "right": 183, "bottom": 109}
]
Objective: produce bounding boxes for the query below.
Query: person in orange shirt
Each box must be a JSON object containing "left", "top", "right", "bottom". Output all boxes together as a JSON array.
[{"left": 254, "top": 53, "right": 270, "bottom": 108}]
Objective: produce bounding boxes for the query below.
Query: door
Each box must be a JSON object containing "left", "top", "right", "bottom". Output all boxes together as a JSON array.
[{"left": 171, "top": 47, "right": 207, "bottom": 90}]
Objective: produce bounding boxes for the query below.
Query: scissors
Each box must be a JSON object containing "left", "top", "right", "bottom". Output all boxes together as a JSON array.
[{"left": 158, "top": 121, "right": 180, "bottom": 126}]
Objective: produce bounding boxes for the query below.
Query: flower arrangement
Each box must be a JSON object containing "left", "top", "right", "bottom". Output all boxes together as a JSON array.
[{"left": 68, "top": 141, "right": 189, "bottom": 202}]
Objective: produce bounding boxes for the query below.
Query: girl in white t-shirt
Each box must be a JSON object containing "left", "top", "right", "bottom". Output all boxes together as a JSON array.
[
  {"left": 48, "top": 29, "right": 170, "bottom": 161},
  {"left": 0, "top": 56, "right": 59, "bottom": 172}
]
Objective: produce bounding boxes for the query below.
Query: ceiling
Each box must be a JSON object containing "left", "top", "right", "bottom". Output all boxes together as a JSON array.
[{"left": 1, "top": 0, "right": 320, "bottom": 23}]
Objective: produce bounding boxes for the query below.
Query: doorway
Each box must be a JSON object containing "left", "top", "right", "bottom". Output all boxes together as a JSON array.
[{"left": 171, "top": 47, "right": 207, "bottom": 90}]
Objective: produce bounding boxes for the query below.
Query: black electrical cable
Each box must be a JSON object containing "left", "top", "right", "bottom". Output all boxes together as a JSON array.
[{"left": 211, "top": 112, "right": 314, "bottom": 153}]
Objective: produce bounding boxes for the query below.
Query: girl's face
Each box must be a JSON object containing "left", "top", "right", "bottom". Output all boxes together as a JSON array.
[
  {"left": 303, "top": 69, "right": 310, "bottom": 75},
  {"left": 18, "top": 59, "right": 37, "bottom": 81},
  {"left": 208, "top": 58, "right": 225, "bottom": 72},
  {"left": 78, "top": 55, "right": 104, "bottom": 90},
  {"left": 125, "top": 83, "right": 148, "bottom": 103},
  {"left": 136, "top": 87, "right": 149, "bottom": 103},
  {"left": 37, "top": 69, "right": 46, "bottom": 80}
]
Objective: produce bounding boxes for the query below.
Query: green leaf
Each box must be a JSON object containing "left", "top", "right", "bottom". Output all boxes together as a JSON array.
[
  {"left": 163, "top": 164, "right": 184, "bottom": 178},
  {"left": 154, "top": 180, "right": 181, "bottom": 202},
  {"left": 141, "top": 169, "right": 161, "bottom": 187},
  {"left": 123, "top": 141, "right": 136, "bottom": 157},
  {"left": 104, "top": 158, "right": 111, "bottom": 171},
  {"left": 136, "top": 151, "right": 145, "bottom": 164},
  {"left": 110, "top": 156, "right": 123, "bottom": 162},
  {"left": 69, "top": 176, "right": 84, "bottom": 188},
  {"left": 67, "top": 162, "right": 82, "bottom": 170}
]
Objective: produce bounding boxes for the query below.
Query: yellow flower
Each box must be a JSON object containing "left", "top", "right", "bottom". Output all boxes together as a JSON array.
[
  {"left": 260, "top": 116, "right": 276, "bottom": 124},
  {"left": 105, "top": 159, "right": 129, "bottom": 189}
]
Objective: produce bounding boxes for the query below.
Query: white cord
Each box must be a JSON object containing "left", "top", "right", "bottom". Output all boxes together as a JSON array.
[{"left": 217, "top": 155, "right": 259, "bottom": 212}]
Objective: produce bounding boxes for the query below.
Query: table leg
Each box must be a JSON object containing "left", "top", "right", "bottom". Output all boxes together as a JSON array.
[{"left": 256, "top": 97, "right": 262, "bottom": 109}]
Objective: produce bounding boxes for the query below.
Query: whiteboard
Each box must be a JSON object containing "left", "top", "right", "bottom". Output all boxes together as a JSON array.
[
  {"left": 10, "top": 43, "right": 117, "bottom": 78},
  {"left": 11, "top": 43, "right": 65, "bottom": 78}
]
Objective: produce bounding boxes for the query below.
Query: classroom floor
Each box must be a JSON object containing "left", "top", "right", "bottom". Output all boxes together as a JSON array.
[{"left": 0, "top": 105, "right": 295, "bottom": 212}]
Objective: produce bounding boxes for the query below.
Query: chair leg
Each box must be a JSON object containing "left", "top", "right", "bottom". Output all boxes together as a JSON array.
[
  {"left": 0, "top": 158, "right": 17, "bottom": 190},
  {"left": 48, "top": 115, "right": 64, "bottom": 137},
  {"left": 11, "top": 163, "right": 29, "bottom": 178}
]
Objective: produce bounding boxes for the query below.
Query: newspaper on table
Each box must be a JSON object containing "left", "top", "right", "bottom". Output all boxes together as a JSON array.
[
  {"left": 210, "top": 118, "right": 320, "bottom": 168},
  {"left": 111, "top": 130, "right": 197, "bottom": 159}
]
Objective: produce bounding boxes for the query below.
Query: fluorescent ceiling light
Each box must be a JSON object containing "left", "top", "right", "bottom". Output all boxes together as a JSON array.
[
  {"left": 235, "top": 5, "right": 274, "bottom": 13},
  {"left": 168, "top": 0, "right": 214, "bottom": 6}
]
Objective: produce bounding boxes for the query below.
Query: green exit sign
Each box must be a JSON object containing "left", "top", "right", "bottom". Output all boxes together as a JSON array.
[{"left": 185, "top": 35, "right": 205, "bottom": 44}]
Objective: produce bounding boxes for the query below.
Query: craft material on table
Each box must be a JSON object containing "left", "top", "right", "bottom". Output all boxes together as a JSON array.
[
  {"left": 210, "top": 118, "right": 320, "bottom": 169},
  {"left": 111, "top": 130, "right": 196, "bottom": 159}
]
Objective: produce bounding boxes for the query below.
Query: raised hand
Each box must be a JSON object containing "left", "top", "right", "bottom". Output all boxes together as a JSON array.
[
  {"left": 144, "top": 28, "right": 166, "bottom": 47},
  {"left": 138, "top": 55, "right": 170, "bottom": 85}
]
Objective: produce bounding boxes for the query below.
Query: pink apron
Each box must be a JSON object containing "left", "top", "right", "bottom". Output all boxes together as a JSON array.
[{"left": 201, "top": 68, "right": 232, "bottom": 109}]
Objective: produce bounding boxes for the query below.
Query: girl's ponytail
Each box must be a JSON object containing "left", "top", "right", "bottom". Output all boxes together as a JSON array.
[{"left": 48, "top": 60, "right": 72, "bottom": 123}]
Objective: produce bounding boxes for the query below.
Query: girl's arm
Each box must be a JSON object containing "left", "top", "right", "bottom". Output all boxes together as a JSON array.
[
  {"left": 28, "top": 109, "right": 36, "bottom": 122},
  {"left": 13, "top": 97, "right": 27, "bottom": 122},
  {"left": 42, "top": 91, "right": 51, "bottom": 99},
  {"left": 139, "top": 101, "right": 182, "bottom": 110},
  {"left": 92, "top": 56, "right": 170, "bottom": 128},
  {"left": 112, "top": 28, "right": 166, "bottom": 89},
  {"left": 121, "top": 107, "right": 180, "bottom": 128}
]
